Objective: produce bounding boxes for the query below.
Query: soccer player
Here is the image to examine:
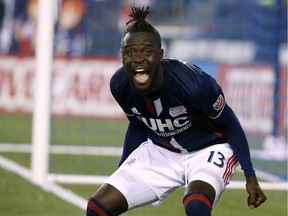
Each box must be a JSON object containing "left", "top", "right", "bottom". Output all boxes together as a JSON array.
[{"left": 87, "top": 6, "right": 267, "bottom": 216}]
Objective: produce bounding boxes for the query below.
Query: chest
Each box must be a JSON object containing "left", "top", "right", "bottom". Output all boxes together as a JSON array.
[
  {"left": 133, "top": 97, "right": 192, "bottom": 133},
  {"left": 130, "top": 94, "right": 187, "bottom": 117}
]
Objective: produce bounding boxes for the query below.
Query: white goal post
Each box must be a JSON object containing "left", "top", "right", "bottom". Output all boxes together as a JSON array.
[{"left": 31, "top": 0, "right": 55, "bottom": 184}]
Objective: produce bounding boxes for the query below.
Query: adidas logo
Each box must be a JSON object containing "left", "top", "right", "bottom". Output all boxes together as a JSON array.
[{"left": 131, "top": 107, "right": 141, "bottom": 115}]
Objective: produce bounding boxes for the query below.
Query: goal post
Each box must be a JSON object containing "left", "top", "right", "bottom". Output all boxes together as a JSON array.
[{"left": 31, "top": 0, "right": 55, "bottom": 184}]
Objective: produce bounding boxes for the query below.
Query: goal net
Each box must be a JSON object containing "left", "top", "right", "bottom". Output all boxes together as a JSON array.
[{"left": 0, "top": 0, "right": 287, "bottom": 189}]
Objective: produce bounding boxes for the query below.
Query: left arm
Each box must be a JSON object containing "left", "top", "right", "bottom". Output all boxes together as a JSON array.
[
  {"left": 211, "top": 104, "right": 254, "bottom": 177},
  {"left": 189, "top": 68, "right": 267, "bottom": 208},
  {"left": 211, "top": 104, "right": 267, "bottom": 208}
]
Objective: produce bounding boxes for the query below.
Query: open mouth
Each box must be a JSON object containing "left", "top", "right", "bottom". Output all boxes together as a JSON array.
[{"left": 133, "top": 69, "right": 149, "bottom": 84}]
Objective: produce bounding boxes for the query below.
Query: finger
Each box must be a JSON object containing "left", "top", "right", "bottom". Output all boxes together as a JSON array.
[
  {"left": 254, "top": 193, "right": 267, "bottom": 208},
  {"left": 248, "top": 192, "right": 256, "bottom": 209},
  {"left": 247, "top": 196, "right": 254, "bottom": 209}
]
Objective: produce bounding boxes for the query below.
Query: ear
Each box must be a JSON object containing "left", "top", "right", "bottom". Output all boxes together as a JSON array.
[{"left": 160, "top": 49, "right": 164, "bottom": 60}]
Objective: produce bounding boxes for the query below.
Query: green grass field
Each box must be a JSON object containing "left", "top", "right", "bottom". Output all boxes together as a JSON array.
[
  {"left": 1, "top": 165, "right": 287, "bottom": 216},
  {"left": 0, "top": 113, "right": 287, "bottom": 215}
]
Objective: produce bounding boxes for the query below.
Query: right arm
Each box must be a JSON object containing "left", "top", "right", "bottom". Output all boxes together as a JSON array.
[
  {"left": 109, "top": 68, "right": 148, "bottom": 166},
  {"left": 118, "top": 116, "right": 148, "bottom": 166}
]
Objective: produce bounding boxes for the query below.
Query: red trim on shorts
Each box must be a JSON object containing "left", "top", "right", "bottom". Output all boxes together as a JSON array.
[
  {"left": 183, "top": 193, "right": 212, "bottom": 210},
  {"left": 88, "top": 199, "right": 109, "bottom": 216},
  {"left": 223, "top": 154, "right": 238, "bottom": 185}
]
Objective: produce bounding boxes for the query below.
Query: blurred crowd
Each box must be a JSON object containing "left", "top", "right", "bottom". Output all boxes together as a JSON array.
[{"left": 0, "top": 0, "right": 286, "bottom": 61}]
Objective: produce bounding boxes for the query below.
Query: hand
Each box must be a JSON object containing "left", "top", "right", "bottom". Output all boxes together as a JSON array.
[{"left": 245, "top": 176, "right": 267, "bottom": 209}]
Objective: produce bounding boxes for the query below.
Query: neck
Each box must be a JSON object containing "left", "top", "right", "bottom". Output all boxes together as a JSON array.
[{"left": 146, "top": 66, "right": 164, "bottom": 98}]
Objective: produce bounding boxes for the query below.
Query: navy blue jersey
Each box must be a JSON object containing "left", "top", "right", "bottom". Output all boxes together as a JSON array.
[{"left": 110, "top": 59, "right": 255, "bottom": 177}]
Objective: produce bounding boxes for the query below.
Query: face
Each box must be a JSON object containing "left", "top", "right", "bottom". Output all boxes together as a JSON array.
[{"left": 121, "top": 32, "right": 164, "bottom": 95}]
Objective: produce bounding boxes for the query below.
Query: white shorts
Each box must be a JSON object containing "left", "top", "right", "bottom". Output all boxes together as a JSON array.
[{"left": 105, "top": 140, "right": 238, "bottom": 210}]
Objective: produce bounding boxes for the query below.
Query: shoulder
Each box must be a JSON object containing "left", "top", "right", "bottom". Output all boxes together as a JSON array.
[
  {"left": 162, "top": 59, "right": 205, "bottom": 82},
  {"left": 162, "top": 58, "right": 201, "bottom": 70},
  {"left": 110, "top": 67, "right": 133, "bottom": 109},
  {"left": 110, "top": 67, "right": 129, "bottom": 95},
  {"left": 110, "top": 67, "right": 139, "bottom": 115},
  {"left": 162, "top": 59, "right": 223, "bottom": 106},
  {"left": 162, "top": 59, "right": 211, "bottom": 92}
]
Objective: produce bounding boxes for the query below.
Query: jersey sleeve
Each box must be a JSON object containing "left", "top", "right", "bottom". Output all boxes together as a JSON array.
[
  {"left": 188, "top": 72, "right": 255, "bottom": 177},
  {"left": 211, "top": 104, "right": 255, "bottom": 177},
  {"left": 118, "top": 116, "right": 148, "bottom": 166},
  {"left": 200, "top": 74, "right": 226, "bottom": 119}
]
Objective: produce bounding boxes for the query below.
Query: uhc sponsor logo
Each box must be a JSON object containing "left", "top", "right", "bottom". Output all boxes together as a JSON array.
[
  {"left": 137, "top": 116, "right": 192, "bottom": 137},
  {"left": 213, "top": 95, "right": 225, "bottom": 112},
  {"left": 169, "top": 106, "right": 187, "bottom": 117}
]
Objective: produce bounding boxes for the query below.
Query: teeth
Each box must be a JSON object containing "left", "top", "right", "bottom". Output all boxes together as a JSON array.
[{"left": 135, "top": 69, "right": 146, "bottom": 72}]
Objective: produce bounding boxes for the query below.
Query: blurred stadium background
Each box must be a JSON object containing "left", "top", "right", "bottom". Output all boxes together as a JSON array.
[{"left": 0, "top": 0, "right": 287, "bottom": 212}]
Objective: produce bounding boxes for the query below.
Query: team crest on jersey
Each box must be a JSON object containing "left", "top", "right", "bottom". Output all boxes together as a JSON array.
[
  {"left": 169, "top": 106, "right": 187, "bottom": 117},
  {"left": 213, "top": 95, "right": 225, "bottom": 111}
]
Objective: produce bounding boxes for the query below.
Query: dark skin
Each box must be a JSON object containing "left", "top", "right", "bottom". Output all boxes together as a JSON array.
[
  {"left": 91, "top": 32, "right": 266, "bottom": 215},
  {"left": 120, "top": 32, "right": 164, "bottom": 96}
]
